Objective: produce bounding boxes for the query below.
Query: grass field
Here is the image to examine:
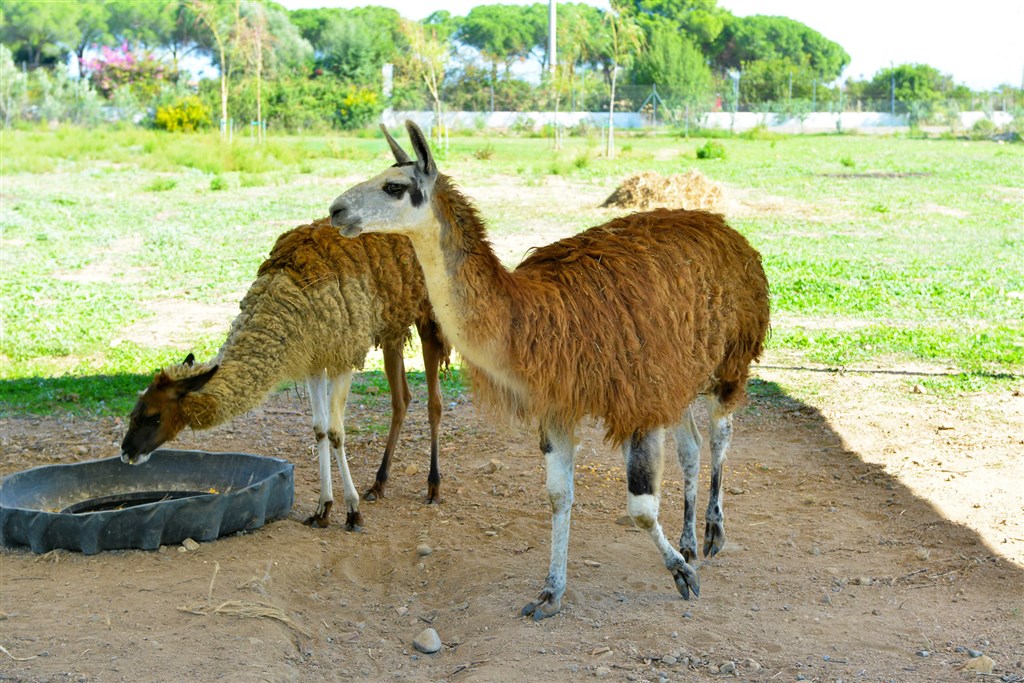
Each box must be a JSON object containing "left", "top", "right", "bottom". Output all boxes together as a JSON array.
[{"left": 1, "top": 126, "right": 1021, "bottom": 416}]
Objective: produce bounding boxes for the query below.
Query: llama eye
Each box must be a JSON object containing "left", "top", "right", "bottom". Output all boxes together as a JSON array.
[{"left": 383, "top": 182, "right": 407, "bottom": 198}]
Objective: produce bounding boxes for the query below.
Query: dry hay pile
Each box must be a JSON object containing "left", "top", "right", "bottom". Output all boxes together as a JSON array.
[{"left": 601, "top": 169, "right": 724, "bottom": 212}]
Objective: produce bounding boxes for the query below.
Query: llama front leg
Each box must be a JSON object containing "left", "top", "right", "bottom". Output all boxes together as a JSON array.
[
  {"left": 672, "top": 405, "right": 702, "bottom": 565},
  {"left": 420, "top": 326, "right": 446, "bottom": 504},
  {"left": 703, "top": 396, "right": 733, "bottom": 558},
  {"left": 364, "top": 341, "right": 410, "bottom": 502},
  {"left": 328, "top": 370, "right": 362, "bottom": 531},
  {"left": 522, "top": 424, "right": 577, "bottom": 621},
  {"left": 625, "top": 428, "right": 700, "bottom": 600}
]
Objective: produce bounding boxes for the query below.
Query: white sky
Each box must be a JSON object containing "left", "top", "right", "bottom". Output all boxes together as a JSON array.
[{"left": 276, "top": 0, "right": 1023, "bottom": 91}]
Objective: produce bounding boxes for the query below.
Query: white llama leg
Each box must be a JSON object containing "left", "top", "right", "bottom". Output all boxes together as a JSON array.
[
  {"left": 328, "top": 370, "right": 361, "bottom": 531},
  {"left": 703, "top": 395, "right": 733, "bottom": 558},
  {"left": 625, "top": 427, "right": 700, "bottom": 600},
  {"left": 522, "top": 423, "right": 577, "bottom": 620},
  {"left": 672, "top": 405, "right": 702, "bottom": 564},
  {"left": 306, "top": 371, "right": 335, "bottom": 527}
]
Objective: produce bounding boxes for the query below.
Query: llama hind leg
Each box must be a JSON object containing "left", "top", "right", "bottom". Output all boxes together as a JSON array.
[
  {"left": 672, "top": 405, "right": 702, "bottom": 565},
  {"left": 703, "top": 395, "right": 733, "bottom": 558},
  {"left": 305, "top": 371, "right": 337, "bottom": 527},
  {"left": 626, "top": 428, "right": 700, "bottom": 600},
  {"left": 522, "top": 424, "right": 577, "bottom": 620},
  {"left": 365, "top": 341, "right": 410, "bottom": 502},
  {"left": 328, "top": 370, "right": 362, "bottom": 531}
]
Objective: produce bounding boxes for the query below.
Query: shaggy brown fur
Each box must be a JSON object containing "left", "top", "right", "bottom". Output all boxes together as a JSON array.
[
  {"left": 122, "top": 217, "right": 450, "bottom": 513},
  {"left": 432, "top": 177, "right": 769, "bottom": 445}
]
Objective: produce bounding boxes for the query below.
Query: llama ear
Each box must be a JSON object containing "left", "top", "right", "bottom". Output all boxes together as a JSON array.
[
  {"left": 405, "top": 120, "right": 436, "bottom": 178},
  {"left": 183, "top": 353, "right": 195, "bottom": 366},
  {"left": 178, "top": 365, "right": 218, "bottom": 395},
  {"left": 380, "top": 124, "right": 411, "bottom": 164}
]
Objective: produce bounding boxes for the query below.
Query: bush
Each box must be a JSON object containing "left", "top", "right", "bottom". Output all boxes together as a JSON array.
[
  {"left": 968, "top": 118, "right": 997, "bottom": 140},
  {"left": 336, "top": 85, "right": 382, "bottom": 130},
  {"left": 154, "top": 96, "right": 211, "bottom": 132},
  {"left": 696, "top": 140, "right": 726, "bottom": 160}
]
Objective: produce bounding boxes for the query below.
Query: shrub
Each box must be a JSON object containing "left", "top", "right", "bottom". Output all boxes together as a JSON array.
[
  {"left": 696, "top": 140, "right": 726, "bottom": 160},
  {"left": 473, "top": 144, "right": 495, "bottom": 161},
  {"left": 154, "top": 96, "right": 211, "bottom": 132},
  {"left": 210, "top": 176, "right": 227, "bottom": 191},
  {"left": 144, "top": 178, "right": 177, "bottom": 192},
  {"left": 336, "top": 86, "right": 382, "bottom": 130},
  {"left": 968, "top": 118, "right": 997, "bottom": 140}
]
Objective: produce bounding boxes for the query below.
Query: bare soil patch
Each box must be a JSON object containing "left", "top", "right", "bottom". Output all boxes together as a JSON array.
[{"left": 2, "top": 359, "right": 1022, "bottom": 682}]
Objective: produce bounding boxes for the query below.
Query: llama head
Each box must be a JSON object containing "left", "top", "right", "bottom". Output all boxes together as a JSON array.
[
  {"left": 329, "top": 121, "right": 438, "bottom": 238},
  {"left": 120, "top": 353, "right": 218, "bottom": 465}
]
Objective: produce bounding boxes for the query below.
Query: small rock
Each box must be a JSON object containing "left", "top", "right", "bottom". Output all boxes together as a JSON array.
[
  {"left": 405, "top": 464, "right": 419, "bottom": 476},
  {"left": 615, "top": 515, "right": 636, "bottom": 527},
  {"left": 917, "top": 650, "right": 930, "bottom": 658},
  {"left": 416, "top": 544, "right": 433, "bottom": 557},
  {"left": 181, "top": 538, "right": 200, "bottom": 552},
  {"left": 719, "top": 660, "right": 736, "bottom": 674},
  {"left": 912, "top": 384, "right": 927, "bottom": 394},
  {"left": 962, "top": 655, "right": 994, "bottom": 674},
  {"left": 396, "top": 606, "right": 409, "bottom": 616},
  {"left": 583, "top": 560, "right": 601, "bottom": 568},
  {"left": 683, "top": 611, "right": 693, "bottom": 619},
  {"left": 967, "top": 648, "right": 984, "bottom": 658},
  {"left": 595, "top": 665, "right": 612, "bottom": 678},
  {"left": 412, "top": 627, "right": 442, "bottom": 654},
  {"left": 661, "top": 655, "right": 677, "bottom": 665},
  {"left": 670, "top": 631, "right": 678, "bottom": 639},
  {"left": 707, "top": 664, "right": 720, "bottom": 674},
  {"left": 854, "top": 577, "right": 873, "bottom": 586},
  {"left": 743, "top": 658, "right": 762, "bottom": 672},
  {"left": 820, "top": 594, "right": 832, "bottom": 606},
  {"left": 480, "top": 459, "right": 504, "bottom": 474},
  {"left": 727, "top": 486, "right": 747, "bottom": 495}
]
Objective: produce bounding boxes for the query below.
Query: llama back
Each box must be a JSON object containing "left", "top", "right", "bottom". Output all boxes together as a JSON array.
[
  {"left": 258, "top": 217, "right": 430, "bottom": 345},
  {"left": 185, "top": 219, "right": 435, "bottom": 424},
  {"left": 474, "top": 208, "right": 769, "bottom": 444}
]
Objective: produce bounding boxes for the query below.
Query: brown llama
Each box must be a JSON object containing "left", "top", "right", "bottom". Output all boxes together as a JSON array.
[
  {"left": 328, "top": 122, "right": 770, "bottom": 619},
  {"left": 121, "top": 217, "right": 450, "bottom": 531}
]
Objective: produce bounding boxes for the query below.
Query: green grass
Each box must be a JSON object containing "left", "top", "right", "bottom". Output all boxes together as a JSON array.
[{"left": 1, "top": 126, "right": 1021, "bottom": 416}]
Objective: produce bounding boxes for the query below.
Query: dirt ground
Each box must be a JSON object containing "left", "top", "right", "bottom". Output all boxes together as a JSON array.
[{"left": 1, "top": 356, "right": 1022, "bottom": 683}]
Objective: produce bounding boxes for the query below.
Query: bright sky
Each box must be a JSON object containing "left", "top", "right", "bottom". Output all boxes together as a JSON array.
[{"left": 276, "top": 0, "right": 1024, "bottom": 91}]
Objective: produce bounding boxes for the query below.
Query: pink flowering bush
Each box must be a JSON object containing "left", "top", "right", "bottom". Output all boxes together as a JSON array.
[{"left": 82, "top": 44, "right": 178, "bottom": 101}]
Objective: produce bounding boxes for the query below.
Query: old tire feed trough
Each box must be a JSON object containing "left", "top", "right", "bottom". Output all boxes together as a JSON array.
[{"left": 0, "top": 449, "right": 293, "bottom": 554}]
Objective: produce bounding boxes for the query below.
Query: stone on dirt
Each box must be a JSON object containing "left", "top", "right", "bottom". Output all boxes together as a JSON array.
[{"left": 413, "top": 627, "right": 441, "bottom": 654}]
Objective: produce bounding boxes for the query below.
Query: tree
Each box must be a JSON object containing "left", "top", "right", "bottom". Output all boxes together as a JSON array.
[
  {"left": 631, "top": 15, "right": 712, "bottom": 115},
  {"left": 715, "top": 14, "right": 849, "bottom": 83},
  {"left": 597, "top": 2, "right": 645, "bottom": 158},
  {"left": 400, "top": 18, "right": 451, "bottom": 145},
  {"left": 460, "top": 4, "right": 541, "bottom": 80},
  {"left": 622, "top": 0, "right": 727, "bottom": 51},
  {"left": 189, "top": 0, "right": 240, "bottom": 134},
  {"left": 293, "top": 7, "right": 403, "bottom": 85},
  {"left": 866, "top": 63, "right": 952, "bottom": 123},
  {"left": 0, "top": 0, "right": 80, "bottom": 68}
]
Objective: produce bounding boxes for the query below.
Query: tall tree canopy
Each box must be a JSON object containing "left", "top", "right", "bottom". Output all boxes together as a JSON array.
[
  {"left": 714, "top": 14, "right": 849, "bottom": 82},
  {"left": 459, "top": 4, "right": 544, "bottom": 76}
]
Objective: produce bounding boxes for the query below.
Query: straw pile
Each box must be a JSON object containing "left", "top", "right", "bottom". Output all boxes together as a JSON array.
[{"left": 601, "top": 169, "right": 724, "bottom": 212}]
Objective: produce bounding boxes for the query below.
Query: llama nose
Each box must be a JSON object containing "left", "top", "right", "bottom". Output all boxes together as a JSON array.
[{"left": 329, "top": 201, "right": 348, "bottom": 227}]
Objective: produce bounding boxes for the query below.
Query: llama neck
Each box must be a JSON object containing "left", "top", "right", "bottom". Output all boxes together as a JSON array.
[
  {"left": 411, "top": 177, "right": 523, "bottom": 394},
  {"left": 180, "top": 313, "right": 293, "bottom": 430}
]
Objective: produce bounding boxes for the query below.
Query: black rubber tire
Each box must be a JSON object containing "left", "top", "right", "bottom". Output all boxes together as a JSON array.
[{"left": 0, "top": 449, "right": 294, "bottom": 554}]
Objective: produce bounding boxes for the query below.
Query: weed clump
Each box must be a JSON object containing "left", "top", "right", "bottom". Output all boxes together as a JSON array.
[{"left": 696, "top": 140, "right": 726, "bottom": 160}]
